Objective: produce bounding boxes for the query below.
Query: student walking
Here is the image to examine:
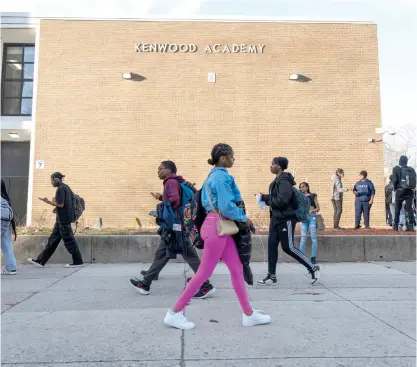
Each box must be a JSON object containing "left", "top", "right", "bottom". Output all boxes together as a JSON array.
[
  {"left": 164, "top": 144, "right": 271, "bottom": 330},
  {"left": 257, "top": 157, "right": 320, "bottom": 286},
  {"left": 130, "top": 161, "right": 215, "bottom": 298},
  {"left": 28, "top": 172, "right": 84, "bottom": 268},
  {"left": 1, "top": 179, "right": 17, "bottom": 275},
  {"left": 331, "top": 168, "right": 349, "bottom": 230},
  {"left": 353, "top": 171, "right": 375, "bottom": 229},
  {"left": 298, "top": 182, "right": 320, "bottom": 265}
]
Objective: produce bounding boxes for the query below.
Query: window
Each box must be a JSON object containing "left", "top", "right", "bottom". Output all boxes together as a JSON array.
[{"left": 2, "top": 44, "right": 35, "bottom": 116}]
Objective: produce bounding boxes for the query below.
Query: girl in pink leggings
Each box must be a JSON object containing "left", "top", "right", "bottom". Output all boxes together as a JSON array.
[{"left": 164, "top": 143, "right": 272, "bottom": 330}]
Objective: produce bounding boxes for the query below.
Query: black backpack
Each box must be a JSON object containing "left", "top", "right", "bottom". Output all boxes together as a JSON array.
[{"left": 400, "top": 166, "right": 416, "bottom": 190}]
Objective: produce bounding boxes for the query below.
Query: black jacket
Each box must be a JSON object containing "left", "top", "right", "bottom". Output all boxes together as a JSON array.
[
  {"left": 261, "top": 172, "right": 297, "bottom": 222},
  {"left": 385, "top": 182, "right": 394, "bottom": 205}
]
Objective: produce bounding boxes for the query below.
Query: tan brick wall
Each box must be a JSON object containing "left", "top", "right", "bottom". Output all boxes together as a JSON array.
[{"left": 32, "top": 20, "right": 384, "bottom": 229}]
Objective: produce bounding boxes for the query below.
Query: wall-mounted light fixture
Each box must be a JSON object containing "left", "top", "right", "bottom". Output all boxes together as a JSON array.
[
  {"left": 289, "top": 74, "right": 312, "bottom": 82},
  {"left": 375, "top": 128, "right": 396, "bottom": 136},
  {"left": 368, "top": 138, "right": 382, "bottom": 143},
  {"left": 9, "top": 132, "right": 20, "bottom": 139},
  {"left": 122, "top": 72, "right": 132, "bottom": 80}
]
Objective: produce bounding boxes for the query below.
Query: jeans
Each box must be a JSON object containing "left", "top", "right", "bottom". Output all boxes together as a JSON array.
[
  {"left": 1, "top": 220, "right": 17, "bottom": 271},
  {"left": 299, "top": 214, "right": 318, "bottom": 258},
  {"left": 331, "top": 199, "right": 343, "bottom": 228},
  {"left": 268, "top": 218, "right": 313, "bottom": 275},
  {"left": 36, "top": 222, "right": 83, "bottom": 265},
  {"left": 390, "top": 203, "right": 405, "bottom": 226}
]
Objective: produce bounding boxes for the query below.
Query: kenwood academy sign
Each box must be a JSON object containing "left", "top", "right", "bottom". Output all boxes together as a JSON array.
[{"left": 134, "top": 43, "right": 265, "bottom": 54}]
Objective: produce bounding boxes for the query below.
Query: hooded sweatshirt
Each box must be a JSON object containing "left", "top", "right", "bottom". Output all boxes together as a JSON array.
[
  {"left": 392, "top": 156, "right": 413, "bottom": 191},
  {"left": 162, "top": 174, "right": 185, "bottom": 208},
  {"left": 261, "top": 172, "right": 297, "bottom": 222},
  {"left": 331, "top": 174, "right": 348, "bottom": 201}
]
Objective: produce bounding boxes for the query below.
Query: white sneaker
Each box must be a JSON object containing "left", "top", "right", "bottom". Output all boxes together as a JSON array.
[
  {"left": 164, "top": 310, "right": 195, "bottom": 330},
  {"left": 65, "top": 263, "right": 84, "bottom": 268},
  {"left": 242, "top": 309, "right": 272, "bottom": 327},
  {"left": 27, "top": 258, "right": 44, "bottom": 268},
  {"left": 1, "top": 270, "right": 17, "bottom": 275}
]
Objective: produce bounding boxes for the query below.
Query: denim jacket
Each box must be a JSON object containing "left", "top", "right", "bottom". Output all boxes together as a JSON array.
[{"left": 201, "top": 167, "right": 248, "bottom": 222}]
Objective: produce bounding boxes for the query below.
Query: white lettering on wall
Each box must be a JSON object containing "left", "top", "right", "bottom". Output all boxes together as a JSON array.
[{"left": 135, "top": 43, "right": 265, "bottom": 54}]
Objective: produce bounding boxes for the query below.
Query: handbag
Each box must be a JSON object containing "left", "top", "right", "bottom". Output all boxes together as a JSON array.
[
  {"left": 316, "top": 214, "right": 325, "bottom": 231},
  {"left": 205, "top": 184, "right": 239, "bottom": 236}
]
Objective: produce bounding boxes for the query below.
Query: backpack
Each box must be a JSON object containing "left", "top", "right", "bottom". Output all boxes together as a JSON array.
[
  {"left": 178, "top": 181, "right": 197, "bottom": 216},
  {"left": 183, "top": 188, "right": 206, "bottom": 249},
  {"left": 72, "top": 193, "right": 85, "bottom": 223},
  {"left": 400, "top": 166, "right": 416, "bottom": 190},
  {"left": 292, "top": 188, "right": 310, "bottom": 223}
]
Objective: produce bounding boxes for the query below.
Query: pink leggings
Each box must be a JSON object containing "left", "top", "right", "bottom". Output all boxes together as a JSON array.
[{"left": 174, "top": 213, "right": 252, "bottom": 314}]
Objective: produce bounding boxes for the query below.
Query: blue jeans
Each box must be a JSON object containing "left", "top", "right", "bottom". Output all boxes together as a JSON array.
[
  {"left": 1, "top": 220, "right": 17, "bottom": 271},
  {"left": 299, "top": 214, "right": 318, "bottom": 258}
]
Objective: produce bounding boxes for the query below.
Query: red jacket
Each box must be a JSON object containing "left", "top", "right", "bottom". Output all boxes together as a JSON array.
[{"left": 162, "top": 174, "right": 185, "bottom": 208}]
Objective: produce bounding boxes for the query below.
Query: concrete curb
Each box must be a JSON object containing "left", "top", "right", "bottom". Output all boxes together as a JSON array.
[{"left": 13, "top": 234, "right": 416, "bottom": 264}]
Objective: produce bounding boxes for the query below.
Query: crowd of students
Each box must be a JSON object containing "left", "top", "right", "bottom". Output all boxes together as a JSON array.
[{"left": 1, "top": 145, "right": 416, "bottom": 329}]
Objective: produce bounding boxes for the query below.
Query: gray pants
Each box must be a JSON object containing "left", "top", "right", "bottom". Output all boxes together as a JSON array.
[
  {"left": 143, "top": 238, "right": 210, "bottom": 288},
  {"left": 332, "top": 199, "right": 343, "bottom": 228}
]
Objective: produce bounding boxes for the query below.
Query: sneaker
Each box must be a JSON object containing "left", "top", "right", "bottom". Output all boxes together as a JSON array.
[
  {"left": 311, "top": 257, "right": 317, "bottom": 265},
  {"left": 406, "top": 225, "right": 415, "bottom": 232},
  {"left": 310, "top": 265, "right": 320, "bottom": 285},
  {"left": 65, "top": 263, "right": 84, "bottom": 268},
  {"left": 364, "top": 227, "right": 371, "bottom": 230},
  {"left": 335, "top": 227, "right": 345, "bottom": 230},
  {"left": 242, "top": 309, "right": 272, "bottom": 327},
  {"left": 27, "top": 258, "right": 44, "bottom": 268},
  {"left": 1, "top": 269, "right": 17, "bottom": 275},
  {"left": 140, "top": 270, "right": 158, "bottom": 280},
  {"left": 164, "top": 310, "right": 195, "bottom": 330},
  {"left": 193, "top": 285, "right": 216, "bottom": 299},
  {"left": 130, "top": 278, "right": 150, "bottom": 295},
  {"left": 257, "top": 274, "right": 277, "bottom": 285},
  {"left": 393, "top": 224, "right": 399, "bottom": 231},
  {"left": 354, "top": 225, "right": 361, "bottom": 230}
]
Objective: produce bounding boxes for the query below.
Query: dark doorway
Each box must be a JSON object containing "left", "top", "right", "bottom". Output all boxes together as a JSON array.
[{"left": 1, "top": 141, "right": 30, "bottom": 225}]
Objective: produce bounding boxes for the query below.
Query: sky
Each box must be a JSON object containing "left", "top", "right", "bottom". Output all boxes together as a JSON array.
[{"left": 1, "top": 0, "right": 416, "bottom": 155}]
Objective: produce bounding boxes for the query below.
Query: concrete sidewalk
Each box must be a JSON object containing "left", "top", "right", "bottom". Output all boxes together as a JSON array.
[{"left": 1, "top": 261, "right": 416, "bottom": 366}]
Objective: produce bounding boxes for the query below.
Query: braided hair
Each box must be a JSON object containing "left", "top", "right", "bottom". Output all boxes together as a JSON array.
[
  {"left": 1, "top": 179, "right": 17, "bottom": 240},
  {"left": 208, "top": 143, "right": 233, "bottom": 166}
]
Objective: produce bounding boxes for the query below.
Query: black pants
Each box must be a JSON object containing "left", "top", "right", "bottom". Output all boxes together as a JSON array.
[
  {"left": 394, "top": 189, "right": 414, "bottom": 227},
  {"left": 355, "top": 199, "right": 371, "bottom": 227},
  {"left": 268, "top": 218, "right": 314, "bottom": 275},
  {"left": 332, "top": 199, "right": 343, "bottom": 228},
  {"left": 36, "top": 222, "right": 83, "bottom": 265},
  {"left": 143, "top": 237, "right": 211, "bottom": 288},
  {"left": 386, "top": 204, "right": 392, "bottom": 225}
]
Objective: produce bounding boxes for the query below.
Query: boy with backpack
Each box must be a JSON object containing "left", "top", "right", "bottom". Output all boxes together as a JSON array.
[
  {"left": 257, "top": 157, "right": 320, "bottom": 286},
  {"left": 130, "top": 161, "right": 215, "bottom": 298},
  {"left": 392, "top": 156, "right": 416, "bottom": 231},
  {"left": 28, "top": 172, "right": 84, "bottom": 268}
]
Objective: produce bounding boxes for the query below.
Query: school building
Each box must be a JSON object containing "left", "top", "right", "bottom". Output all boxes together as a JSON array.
[{"left": 1, "top": 15, "right": 385, "bottom": 228}]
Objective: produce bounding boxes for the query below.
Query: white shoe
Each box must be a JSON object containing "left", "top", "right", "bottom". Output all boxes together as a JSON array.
[
  {"left": 242, "top": 309, "right": 272, "bottom": 327},
  {"left": 65, "top": 263, "right": 84, "bottom": 268},
  {"left": 1, "top": 270, "right": 17, "bottom": 275},
  {"left": 27, "top": 258, "right": 44, "bottom": 268},
  {"left": 164, "top": 310, "right": 195, "bottom": 330}
]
